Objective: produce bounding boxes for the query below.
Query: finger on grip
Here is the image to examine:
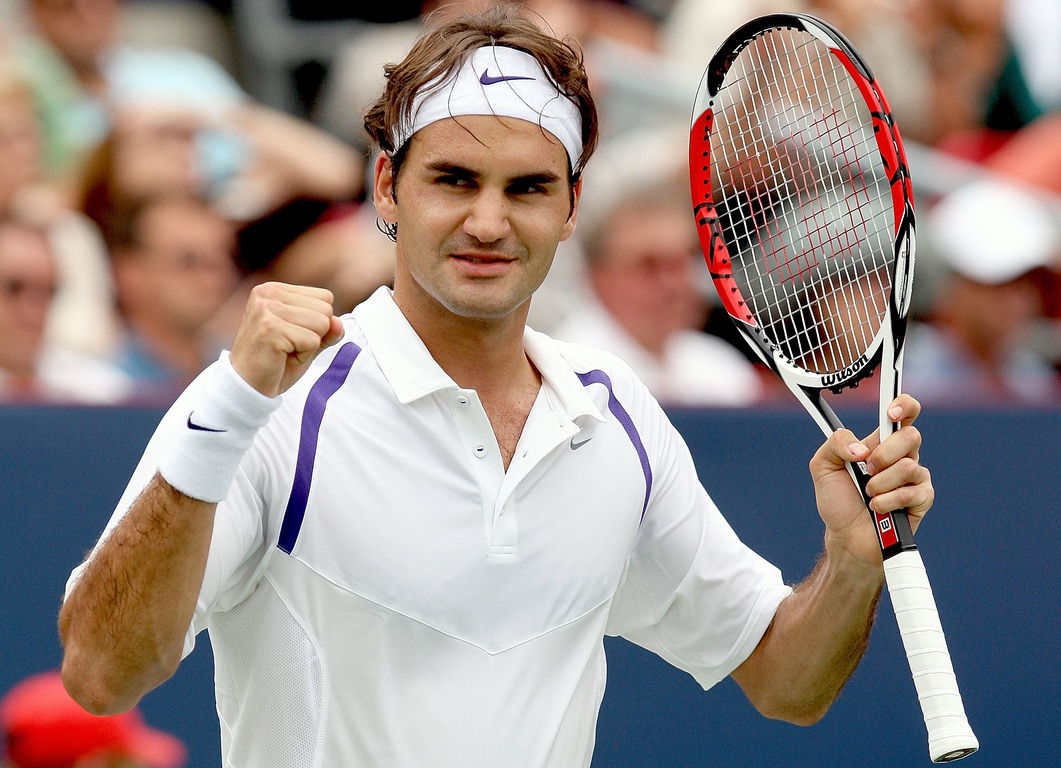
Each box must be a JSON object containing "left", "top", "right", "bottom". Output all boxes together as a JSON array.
[{"left": 883, "top": 550, "right": 979, "bottom": 762}]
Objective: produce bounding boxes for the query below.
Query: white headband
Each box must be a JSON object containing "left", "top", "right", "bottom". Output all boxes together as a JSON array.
[{"left": 392, "top": 46, "right": 584, "bottom": 170}]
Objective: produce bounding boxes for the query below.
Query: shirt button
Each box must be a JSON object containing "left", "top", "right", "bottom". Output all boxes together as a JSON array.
[
  {"left": 457, "top": 395, "right": 469, "bottom": 406},
  {"left": 474, "top": 444, "right": 487, "bottom": 457}
]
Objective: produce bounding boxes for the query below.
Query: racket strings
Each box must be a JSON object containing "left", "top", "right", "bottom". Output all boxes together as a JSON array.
[{"left": 711, "top": 28, "right": 893, "bottom": 374}]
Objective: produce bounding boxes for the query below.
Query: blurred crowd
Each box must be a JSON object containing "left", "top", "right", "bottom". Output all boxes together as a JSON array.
[{"left": 0, "top": 0, "right": 1056, "bottom": 410}]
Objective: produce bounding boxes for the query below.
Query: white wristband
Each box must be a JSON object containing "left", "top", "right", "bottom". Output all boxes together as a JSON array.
[{"left": 158, "top": 352, "right": 281, "bottom": 503}]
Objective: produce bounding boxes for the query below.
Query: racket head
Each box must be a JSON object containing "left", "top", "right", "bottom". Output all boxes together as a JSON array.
[{"left": 689, "top": 13, "right": 915, "bottom": 394}]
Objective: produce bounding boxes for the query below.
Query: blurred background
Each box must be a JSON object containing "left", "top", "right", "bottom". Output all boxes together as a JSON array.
[{"left": 0, "top": 1, "right": 1057, "bottom": 766}]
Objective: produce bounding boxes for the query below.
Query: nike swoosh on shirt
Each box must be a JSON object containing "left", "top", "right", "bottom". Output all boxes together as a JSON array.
[
  {"left": 186, "top": 413, "right": 227, "bottom": 433},
  {"left": 570, "top": 436, "right": 592, "bottom": 450},
  {"left": 479, "top": 70, "right": 535, "bottom": 86}
]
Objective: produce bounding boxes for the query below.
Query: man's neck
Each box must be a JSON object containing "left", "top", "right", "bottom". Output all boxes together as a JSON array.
[
  {"left": 397, "top": 300, "right": 541, "bottom": 470},
  {"left": 419, "top": 311, "right": 535, "bottom": 396}
]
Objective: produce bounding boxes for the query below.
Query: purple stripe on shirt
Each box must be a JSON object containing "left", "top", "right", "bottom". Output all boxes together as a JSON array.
[
  {"left": 576, "top": 369, "right": 652, "bottom": 521},
  {"left": 278, "top": 341, "right": 362, "bottom": 554}
]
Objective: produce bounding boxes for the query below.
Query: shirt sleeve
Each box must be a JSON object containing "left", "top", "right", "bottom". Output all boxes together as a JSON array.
[
  {"left": 63, "top": 361, "right": 271, "bottom": 659},
  {"left": 604, "top": 389, "right": 792, "bottom": 690}
]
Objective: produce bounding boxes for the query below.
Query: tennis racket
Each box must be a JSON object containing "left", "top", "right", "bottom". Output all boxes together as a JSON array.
[{"left": 688, "top": 13, "right": 977, "bottom": 763}]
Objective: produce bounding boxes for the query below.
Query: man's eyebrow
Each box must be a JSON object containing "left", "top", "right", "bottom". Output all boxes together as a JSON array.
[
  {"left": 511, "top": 171, "right": 562, "bottom": 186},
  {"left": 425, "top": 161, "right": 478, "bottom": 178},
  {"left": 424, "top": 162, "right": 561, "bottom": 186}
]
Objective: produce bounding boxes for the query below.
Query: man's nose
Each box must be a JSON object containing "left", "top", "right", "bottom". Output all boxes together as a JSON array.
[{"left": 462, "top": 189, "right": 512, "bottom": 243}]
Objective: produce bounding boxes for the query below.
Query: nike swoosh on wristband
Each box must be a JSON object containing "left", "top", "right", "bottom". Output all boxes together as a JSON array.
[
  {"left": 479, "top": 70, "right": 535, "bottom": 86},
  {"left": 570, "top": 436, "right": 592, "bottom": 450},
  {"left": 187, "top": 413, "right": 227, "bottom": 433}
]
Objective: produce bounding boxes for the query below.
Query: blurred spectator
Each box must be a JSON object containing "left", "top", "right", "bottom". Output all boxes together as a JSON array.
[
  {"left": 0, "top": 57, "right": 118, "bottom": 358},
  {"left": 74, "top": 100, "right": 363, "bottom": 227},
  {"left": 1, "top": 669, "right": 185, "bottom": 768},
  {"left": 74, "top": 101, "right": 377, "bottom": 322},
  {"left": 905, "top": 179, "right": 1060, "bottom": 405},
  {"left": 553, "top": 171, "right": 763, "bottom": 407},
  {"left": 912, "top": 0, "right": 1011, "bottom": 148},
  {"left": 104, "top": 194, "right": 240, "bottom": 397},
  {"left": 8, "top": 0, "right": 244, "bottom": 185},
  {"left": 660, "top": 0, "right": 1058, "bottom": 152},
  {"left": 943, "top": 0, "right": 1060, "bottom": 161},
  {"left": 661, "top": 0, "right": 935, "bottom": 142},
  {"left": 78, "top": 108, "right": 212, "bottom": 226},
  {"left": 8, "top": 0, "right": 363, "bottom": 218},
  {"left": 0, "top": 211, "right": 130, "bottom": 403}
]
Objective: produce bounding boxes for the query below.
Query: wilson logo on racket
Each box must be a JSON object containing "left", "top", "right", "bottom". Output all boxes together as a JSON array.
[
  {"left": 875, "top": 512, "right": 899, "bottom": 549},
  {"left": 821, "top": 356, "right": 870, "bottom": 387}
]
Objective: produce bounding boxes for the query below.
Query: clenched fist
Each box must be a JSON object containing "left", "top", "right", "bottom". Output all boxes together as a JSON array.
[{"left": 228, "top": 282, "right": 345, "bottom": 397}]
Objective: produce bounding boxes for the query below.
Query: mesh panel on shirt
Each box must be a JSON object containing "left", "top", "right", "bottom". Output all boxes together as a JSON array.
[{"left": 212, "top": 577, "right": 324, "bottom": 767}]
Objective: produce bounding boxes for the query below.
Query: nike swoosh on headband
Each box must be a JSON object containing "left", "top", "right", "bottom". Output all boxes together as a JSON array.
[
  {"left": 187, "top": 413, "right": 227, "bottom": 433},
  {"left": 479, "top": 70, "right": 535, "bottom": 86}
]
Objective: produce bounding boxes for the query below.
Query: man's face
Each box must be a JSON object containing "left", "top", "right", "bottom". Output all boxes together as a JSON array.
[
  {"left": 374, "top": 115, "right": 579, "bottom": 329},
  {"left": 0, "top": 224, "right": 57, "bottom": 376},
  {"left": 591, "top": 202, "right": 705, "bottom": 342},
  {"left": 112, "top": 111, "right": 201, "bottom": 200},
  {"left": 118, "top": 199, "right": 238, "bottom": 333}
]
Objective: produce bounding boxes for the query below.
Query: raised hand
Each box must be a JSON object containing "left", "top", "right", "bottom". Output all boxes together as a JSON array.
[
  {"left": 228, "top": 282, "right": 345, "bottom": 397},
  {"left": 809, "top": 394, "right": 933, "bottom": 568}
]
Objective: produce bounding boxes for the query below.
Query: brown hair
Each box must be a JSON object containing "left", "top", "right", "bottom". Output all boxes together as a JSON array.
[{"left": 363, "top": 4, "right": 598, "bottom": 181}]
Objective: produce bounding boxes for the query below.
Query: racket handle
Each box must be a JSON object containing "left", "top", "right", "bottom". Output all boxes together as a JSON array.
[{"left": 883, "top": 550, "right": 979, "bottom": 762}]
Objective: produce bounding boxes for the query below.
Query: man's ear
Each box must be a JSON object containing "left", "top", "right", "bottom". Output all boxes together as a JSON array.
[
  {"left": 560, "top": 177, "right": 582, "bottom": 242},
  {"left": 373, "top": 153, "right": 398, "bottom": 224}
]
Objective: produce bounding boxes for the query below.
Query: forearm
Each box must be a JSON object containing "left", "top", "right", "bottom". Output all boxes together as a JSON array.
[
  {"left": 736, "top": 395, "right": 933, "bottom": 723},
  {"left": 59, "top": 474, "right": 215, "bottom": 714},
  {"left": 237, "top": 104, "right": 363, "bottom": 201},
  {"left": 732, "top": 538, "right": 883, "bottom": 725}
]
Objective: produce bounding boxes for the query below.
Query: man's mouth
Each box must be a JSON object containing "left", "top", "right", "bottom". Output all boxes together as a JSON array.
[
  {"left": 452, "top": 253, "right": 513, "bottom": 263},
  {"left": 449, "top": 252, "right": 517, "bottom": 276}
]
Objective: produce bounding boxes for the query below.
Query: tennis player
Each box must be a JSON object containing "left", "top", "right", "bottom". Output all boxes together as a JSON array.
[{"left": 59, "top": 6, "right": 933, "bottom": 766}]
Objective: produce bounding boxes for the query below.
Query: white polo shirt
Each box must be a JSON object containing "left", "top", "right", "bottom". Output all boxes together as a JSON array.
[{"left": 72, "top": 287, "right": 791, "bottom": 767}]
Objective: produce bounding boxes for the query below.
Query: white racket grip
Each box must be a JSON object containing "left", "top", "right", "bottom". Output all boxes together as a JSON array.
[{"left": 883, "top": 550, "right": 979, "bottom": 762}]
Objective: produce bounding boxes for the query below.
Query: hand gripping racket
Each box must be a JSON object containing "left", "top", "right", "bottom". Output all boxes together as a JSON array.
[{"left": 688, "top": 13, "right": 978, "bottom": 762}]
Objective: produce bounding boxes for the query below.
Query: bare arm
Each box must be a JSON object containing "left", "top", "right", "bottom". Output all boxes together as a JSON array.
[
  {"left": 59, "top": 283, "right": 343, "bottom": 714},
  {"left": 59, "top": 477, "right": 215, "bottom": 714},
  {"left": 732, "top": 395, "right": 933, "bottom": 723},
  {"left": 731, "top": 536, "right": 883, "bottom": 724}
]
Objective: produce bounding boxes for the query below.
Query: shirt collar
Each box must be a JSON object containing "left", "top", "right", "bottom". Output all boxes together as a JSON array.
[
  {"left": 352, "top": 287, "right": 605, "bottom": 423},
  {"left": 523, "top": 328, "right": 606, "bottom": 424},
  {"left": 352, "top": 287, "right": 455, "bottom": 404}
]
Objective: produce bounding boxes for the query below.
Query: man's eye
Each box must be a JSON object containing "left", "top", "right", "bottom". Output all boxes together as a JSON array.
[
  {"left": 509, "top": 182, "right": 547, "bottom": 195},
  {"left": 437, "top": 175, "right": 473, "bottom": 187}
]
